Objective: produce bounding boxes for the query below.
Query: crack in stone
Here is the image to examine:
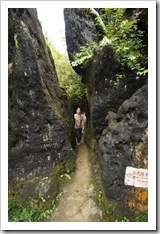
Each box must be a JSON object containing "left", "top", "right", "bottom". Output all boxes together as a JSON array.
[{"left": 70, "top": 196, "right": 90, "bottom": 218}]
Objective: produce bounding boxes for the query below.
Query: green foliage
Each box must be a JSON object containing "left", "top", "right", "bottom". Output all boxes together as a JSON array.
[
  {"left": 137, "top": 68, "right": 148, "bottom": 76},
  {"left": 9, "top": 204, "right": 41, "bottom": 222},
  {"left": 41, "top": 209, "right": 53, "bottom": 220},
  {"left": 115, "top": 216, "right": 130, "bottom": 222},
  {"left": 8, "top": 186, "right": 54, "bottom": 222},
  {"left": 45, "top": 35, "right": 87, "bottom": 108},
  {"left": 56, "top": 162, "right": 65, "bottom": 176},
  {"left": 14, "top": 34, "right": 18, "bottom": 49},
  {"left": 8, "top": 203, "right": 53, "bottom": 222},
  {"left": 115, "top": 209, "right": 148, "bottom": 222},
  {"left": 59, "top": 173, "right": 72, "bottom": 182},
  {"left": 72, "top": 8, "right": 147, "bottom": 82},
  {"left": 8, "top": 62, "right": 13, "bottom": 77},
  {"left": 55, "top": 192, "right": 62, "bottom": 202},
  {"left": 104, "top": 9, "right": 147, "bottom": 76},
  {"left": 96, "top": 190, "right": 103, "bottom": 206},
  {"left": 56, "top": 162, "right": 72, "bottom": 182},
  {"left": 132, "top": 209, "right": 148, "bottom": 222},
  {"left": 71, "top": 42, "right": 96, "bottom": 68},
  {"left": 110, "top": 121, "right": 117, "bottom": 127}
]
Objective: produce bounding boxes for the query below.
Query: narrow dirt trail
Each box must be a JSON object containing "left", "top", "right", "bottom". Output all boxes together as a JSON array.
[{"left": 50, "top": 143, "right": 102, "bottom": 222}]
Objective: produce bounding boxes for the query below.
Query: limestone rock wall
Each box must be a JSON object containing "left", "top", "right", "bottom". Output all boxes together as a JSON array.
[
  {"left": 64, "top": 8, "right": 148, "bottom": 218},
  {"left": 64, "top": 8, "right": 98, "bottom": 75},
  {"left": 8, "top": 8, "right": 75, "bottom": 208},
  {"left": 84, "top": 46, "right": 146, "bottom": 140},
  {"left": 64, "top": 8, "right": 148, "bottom": 141},
  {"left": 97, "top": 83, "right": 148, "bottom": 218}
]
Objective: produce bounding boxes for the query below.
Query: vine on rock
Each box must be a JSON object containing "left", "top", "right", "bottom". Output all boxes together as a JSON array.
[{"left": 71, "top": 8, "right": 148, "bottom": 84}]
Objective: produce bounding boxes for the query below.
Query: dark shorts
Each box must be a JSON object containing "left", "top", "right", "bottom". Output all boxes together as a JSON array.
[{"left": 75, "top": 128, "right": 82, "bottom": 144}]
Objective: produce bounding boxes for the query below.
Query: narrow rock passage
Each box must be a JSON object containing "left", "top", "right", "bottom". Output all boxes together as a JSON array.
[{"left": 50, "top": 143, "right": 102, "bottom": 222}]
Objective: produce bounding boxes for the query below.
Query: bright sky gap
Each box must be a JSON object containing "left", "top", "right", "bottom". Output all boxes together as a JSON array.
[{"left": 37, "top": 7, "right": 67, "bottom": 54}]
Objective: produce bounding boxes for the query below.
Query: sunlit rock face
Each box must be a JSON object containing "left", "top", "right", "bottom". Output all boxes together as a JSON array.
[{"left": 8, "top": 8, "right": 75, "bottom": 208}]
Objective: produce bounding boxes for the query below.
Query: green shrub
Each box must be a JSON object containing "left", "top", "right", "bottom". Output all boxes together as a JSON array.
[
  {"left": 8, "top": 201, "right": 54, "bottom": 222},
  {"left": 115, "top": 217, "right": 130, "bottom": 222},
  {"left": 9, "top": 204, "right": 42, "bottom": 222},
  {"left": 45, "top": 35, "right": 87, "bottom": 108},
  {"left": 71, "top": 42, "right": 96, "bottom": 68},
  {"left": 71, "top": 8, "right": 148, "bottom": 83},
  {"left": 132, "top": 209, "right": 148, "bottom": 222}
]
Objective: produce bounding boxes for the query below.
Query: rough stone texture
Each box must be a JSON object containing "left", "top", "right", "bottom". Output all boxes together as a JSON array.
[
  {"left": 84, "top": 46, "right": 146, "bottom": 140},
  {"left": 64, "top": 8, "right": 148, "bottom": 141},
  {"left": 64, "top": 8, "right": 148, "bottom": 217},
  {"left": 8, "top": 8, "right": 75, "bottom": 208},
  {"left": 64, "top": 8, "right": 98, "bottom": 75},
  {"left": 97, "top": 83, "right": 148, "bottom": 217},
  {"left": 126, "top": 129, "right": 148, "bottom": 213}
]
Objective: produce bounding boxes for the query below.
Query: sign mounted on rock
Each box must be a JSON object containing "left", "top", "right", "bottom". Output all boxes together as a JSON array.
[{"left": 124, "top": 166, "right": 148, "bottom": 188}]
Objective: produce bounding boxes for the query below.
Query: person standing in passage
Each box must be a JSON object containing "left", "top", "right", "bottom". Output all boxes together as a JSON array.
[{"left": 74, "top": 107, "right": 84, "bottom": 145}]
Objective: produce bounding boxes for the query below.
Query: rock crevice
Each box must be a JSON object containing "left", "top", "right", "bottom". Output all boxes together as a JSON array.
[{"left": 64, "top": 8, "right": 148, "bottom": 218}]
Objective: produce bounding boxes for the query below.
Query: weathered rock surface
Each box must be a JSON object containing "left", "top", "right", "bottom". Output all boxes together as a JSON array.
[
  {"left": 64, "top": 8, "right": 148, "bottom": 218},
  {"left": 97, "top": 83, "right": 148, "bottom": 218},
  {"left": 84, "top": 46, "right": 147, "bottom": 140},
  {"left": 64, "top": 8, "right": 98, "bottom": 75},
  {"left": 64, "top": 8, "right": 148, "bottom": 141},
  {"left": 8, "top": 8, "right": 75, "bottom": 208}
]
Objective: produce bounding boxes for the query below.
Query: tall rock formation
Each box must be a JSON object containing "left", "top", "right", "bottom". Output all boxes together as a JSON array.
[
  {"left": 64, "top": 8, "right": 148, "bottom": 219},
  {"left": 97, "top": 83, "right": 148, "bottom": 219},
  {"left": 64, "top": 8, "right": 148, "bottom": 141},
  {"left": 8, "top": 8, "right": 75, "bottom": 208}
]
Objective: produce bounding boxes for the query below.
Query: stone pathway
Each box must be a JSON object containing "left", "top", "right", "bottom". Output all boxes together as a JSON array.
[{"left": 50, "top": 143, "right": 102, "bottom": 222}]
